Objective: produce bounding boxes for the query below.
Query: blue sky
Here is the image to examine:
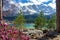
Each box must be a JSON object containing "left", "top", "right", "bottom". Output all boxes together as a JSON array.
[
  {"left": 43, "top": 0, "right": 52, "bottom": 4},
  {"left": 15, "top": 0, "right": 29, "bottom": 3},
  {"left": 14, "top": 0, "right": 53, "bottom": 3}
]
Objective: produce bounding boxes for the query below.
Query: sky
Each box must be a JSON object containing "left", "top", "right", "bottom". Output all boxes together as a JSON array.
[{"left": 10, "top": 0, "right": 56, "bottom": 9}]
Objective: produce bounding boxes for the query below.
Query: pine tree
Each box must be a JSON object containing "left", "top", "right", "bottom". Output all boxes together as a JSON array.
[
  {"left": 14, "top": 10, "right": 25, "bottom": 29},
  {"left": 47, "top": 14, "right": 56, "bottom": 30},
  {"left": 34, "top": 11, "right": 46, "bottom": 29}
]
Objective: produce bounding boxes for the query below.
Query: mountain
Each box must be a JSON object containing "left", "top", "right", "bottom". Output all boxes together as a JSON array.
[
  {"left": 3, "top": 14, "right": 53, "bottom": 23},
  {"left": 22, "top": 4, "right": 56, "bottom": 15},
  {"left": 3, "top": 0, "right": 56, "bottom": 17}
]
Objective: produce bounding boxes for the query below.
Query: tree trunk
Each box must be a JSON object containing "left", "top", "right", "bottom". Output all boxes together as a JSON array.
[
  {"left": 0, "top": 0, "right": 2, "bottom": 20},
  {"left": 56, "top": 0, "right": 60, "bottom": 32}
]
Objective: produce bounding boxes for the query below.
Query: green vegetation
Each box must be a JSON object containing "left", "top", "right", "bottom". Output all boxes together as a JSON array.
[
  {"left": 34, "top": 11, "right": 46, "bottom": 29},
  {"left": 14, "top": 10, "right": 25, "bottom": 29},
  {"left": 34, "top": 11, "right": 56, "bottom": 30},
  {"left": 47, "top": 14, "right": 56, "bottom": 30},
  {"left": 13, "top": 10, "right": 56, "bottom": 30}
]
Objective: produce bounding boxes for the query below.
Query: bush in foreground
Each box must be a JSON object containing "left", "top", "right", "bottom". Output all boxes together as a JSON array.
[{"left": 0, "top": 23, "right": 30, "bottom": 40}]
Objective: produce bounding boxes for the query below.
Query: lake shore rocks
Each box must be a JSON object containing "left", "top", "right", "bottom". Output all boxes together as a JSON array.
[{"left": 37, "top": 30, "right": 59, "bottom": 40}]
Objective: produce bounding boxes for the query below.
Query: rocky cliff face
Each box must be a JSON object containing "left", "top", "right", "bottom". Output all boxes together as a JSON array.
[{"left": 3, "top": 0, "right": 56, "bottom": 17}]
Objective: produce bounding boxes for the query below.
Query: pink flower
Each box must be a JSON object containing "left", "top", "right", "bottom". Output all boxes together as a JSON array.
[
  {"left": 5, "top": 35, "right": 8, "bottom": 40},
  {"left": 13, "top": 30, "right": 18, "bottom": 34},
  {"left": 1, "top": 35, "right": 5, "bottom": 40},
  {"left": 11, "top": 38, "right": 16, "bottom": 40},
  {"left": 7, "top": 30, "right": 12, "bottom": 33},
  {"left": 0, "top": 24, "right": 30, "bottom": 40},
  {"left": 20, "top": 35, "right": 26, "bottom": 40},
  {"left": 0, "top": 29, "right": 2, "bottom": 32},
  {"left": 4, "top": 23, "right": 8, "bottom": 26},
  {"left": 26, "top": 36, "right": 30, "bottom": 40}
]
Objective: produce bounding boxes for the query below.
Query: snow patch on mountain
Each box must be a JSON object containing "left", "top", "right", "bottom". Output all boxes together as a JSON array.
[{"left": 3, "top": 0, "right": 56, "bottom": 17}]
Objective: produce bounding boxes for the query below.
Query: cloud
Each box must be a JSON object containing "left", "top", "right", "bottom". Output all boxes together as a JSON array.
[
  {"left": 9, "top": 0, "right": 56, "bottom": 9},
  {"left": 30, "top": 0, "right": 50, "bottom": 5},
  {"left": 4, "top": 0, "right": 56, "bottom": 8},
  {"left": 48, "top": 3, "right": 56, "bottom": 9},
  {"left": 18, "top": 0, "right": 50, "bottom": 6},
  {"left": 52, "top": 0, "right": 56, "bottom": 3},
  {"left": 18, "top": 2, "right": 34, "bottom": 7},
  {"left": 9, "top": 1, "right": 15, "bottom": 4},
  {"left": 48, "top": 0, "right": 56, "bottom": 9},
  {"left": 3, "top": 0, "right": 56, "bottom": 14}
]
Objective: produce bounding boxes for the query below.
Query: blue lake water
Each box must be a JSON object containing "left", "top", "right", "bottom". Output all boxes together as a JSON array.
[
  {"left": 9, "top": 23, "right": 35, "bottom": 29},
  {"left": 24, "top": 23, "right": 35, "bottom": 29}
]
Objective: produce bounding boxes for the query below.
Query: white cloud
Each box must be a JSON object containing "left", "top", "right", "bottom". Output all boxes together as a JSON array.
[
  {"left": 48, "top": 3, "right": 56, "bottom": 9},
  {"left": 9, "top": 1, "right": 15, "bottom": 4},
  {"left": 48, "top": 0, "right": 56, "bottom": 9},
  {"left": 30, "top": 0, "right": 50, "bottom": 5},
  {"left": 9, "top": 0, "right": 56, "bottom": 10},
  {"left": 18, "top": 2, "right": 34, "bottom": 7},
  {"left": 5, "top": 0, "right": 56, "bottom": 8},
  {"left": 11, "top": 0, "right": 51, "bottom": 7},
  {"left": 4, "top": 0, "right": 56, "bottom": 12},
  {"left": 52, "top": 0, "right": 56, "bottom": 3}
]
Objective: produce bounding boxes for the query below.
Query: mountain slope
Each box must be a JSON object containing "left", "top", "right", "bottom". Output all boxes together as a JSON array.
[{"left": 3, "top": 0, "right": 56, "bottom": 17}]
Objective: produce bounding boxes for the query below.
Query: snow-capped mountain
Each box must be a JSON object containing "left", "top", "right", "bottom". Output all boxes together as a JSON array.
[
  {"left": 3, "top": 0, "right": 56, "bottom": 17},
  {"left": 21, "top": 4, "right": 56, "bottom": 15}
]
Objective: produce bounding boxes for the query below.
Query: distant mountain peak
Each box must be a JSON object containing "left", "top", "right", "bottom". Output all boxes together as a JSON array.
[{"left": 3, "top": 0, "right": 56, "bottom": 17}]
